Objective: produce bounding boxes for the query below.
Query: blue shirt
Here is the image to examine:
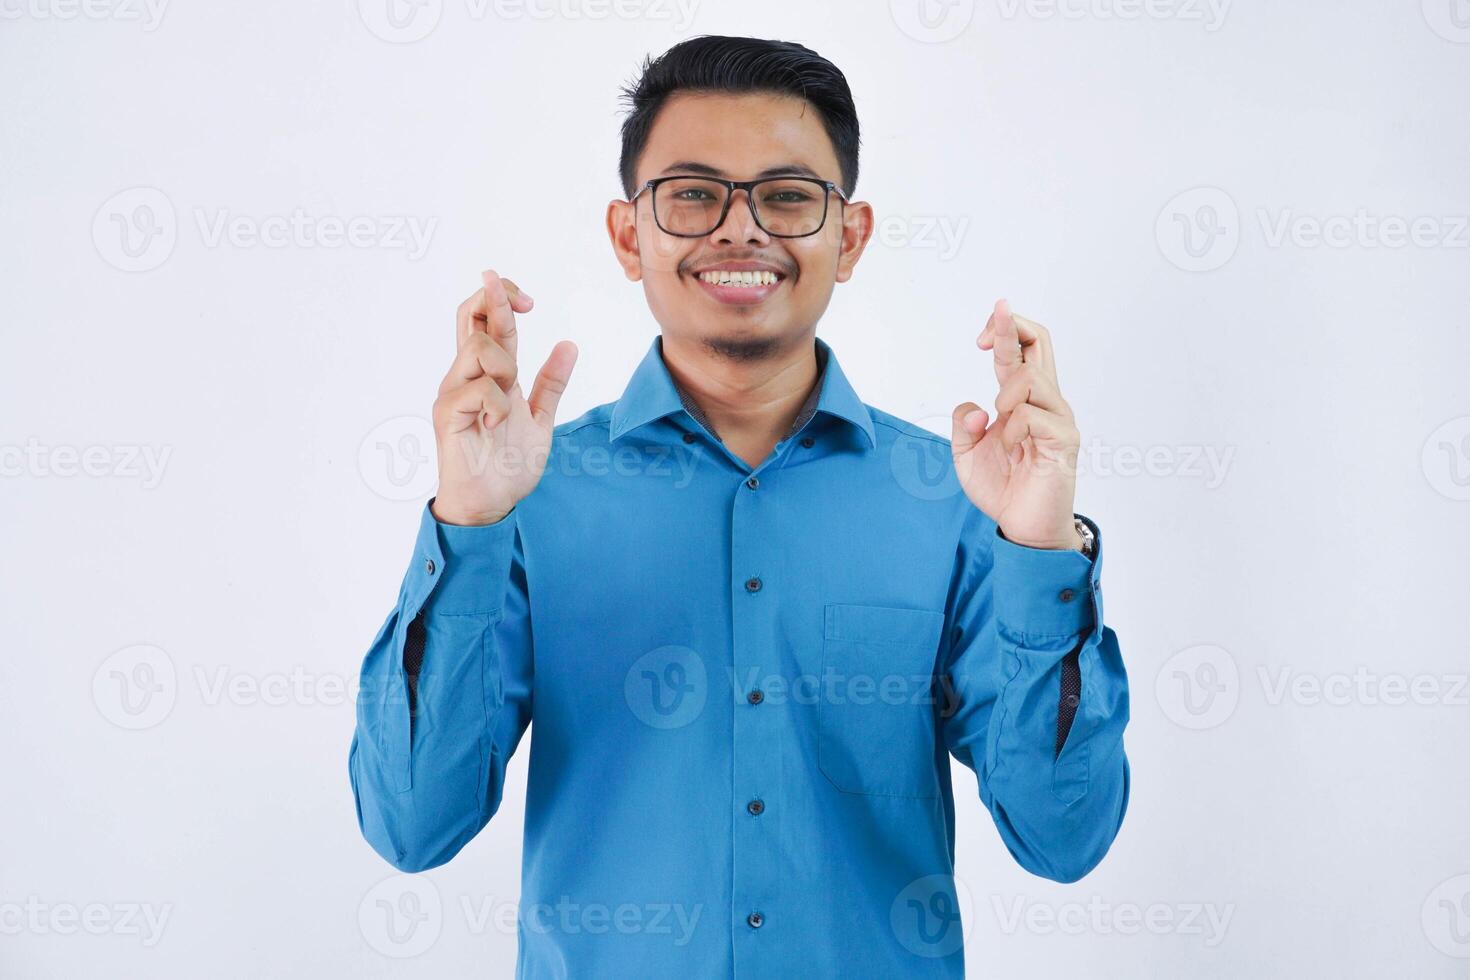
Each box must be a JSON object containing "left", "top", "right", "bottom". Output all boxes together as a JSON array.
[{"left": 349, "top": 334, "right": 1131, "bottom": 978}]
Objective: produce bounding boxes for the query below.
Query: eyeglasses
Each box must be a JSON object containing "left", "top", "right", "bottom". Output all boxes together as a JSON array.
[{"left": 630, "top": 175, "right": 849, "bottom": 239}]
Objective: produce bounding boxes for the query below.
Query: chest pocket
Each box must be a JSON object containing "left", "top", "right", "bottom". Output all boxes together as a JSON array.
[{"left": 818, "top": 602, "right": 947, "bottom": 800}]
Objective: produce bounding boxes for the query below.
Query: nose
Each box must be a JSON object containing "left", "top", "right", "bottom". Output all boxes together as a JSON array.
[{"left": 711, "top": 187, "right": 770, "bottom": 246}]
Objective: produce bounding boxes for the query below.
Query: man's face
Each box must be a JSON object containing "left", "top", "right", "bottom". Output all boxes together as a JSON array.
[{"left": 608, "top": 91, "right": 873, "bottom": 359}]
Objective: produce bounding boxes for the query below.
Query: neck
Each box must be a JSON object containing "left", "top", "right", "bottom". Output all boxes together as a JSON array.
[{"left": 659, "top": 332, "right": 820, "bottom": 448}]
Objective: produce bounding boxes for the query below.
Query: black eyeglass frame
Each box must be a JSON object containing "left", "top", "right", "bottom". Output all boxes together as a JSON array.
[{"left": 629, "top": 175, "right": 850, "bottom": 239}]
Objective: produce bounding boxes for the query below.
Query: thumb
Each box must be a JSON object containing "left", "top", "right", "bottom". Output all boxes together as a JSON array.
[
  {"left": 528, "top": 340, "right": 579, "bottom": 428},
  {"left": 951, "top": 402, "right": 988, "bottom": 456}
]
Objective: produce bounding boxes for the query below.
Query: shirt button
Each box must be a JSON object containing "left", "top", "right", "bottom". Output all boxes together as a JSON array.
[
  {"left": 424, "top": 559, "right": 436, "bottom": 575},
  {"left": 745, "top": 577, "right": 762, "bottom": 593},
  {"left": 747, "top": 799, "right": 764, "bottom": 815},
  {"left": 746, "top": 476, "right": 759, "bottom": 490},
  {"left": 1059, "top": 588, "right": 1075, "bottom": 602},
  {"left": 682, "top": 432, "right": 697, "bottom": 444},
  {"left": 1064, "top": 694, "right": 1080, "bottom": 707},
  {"left": 747, "top": 689, "right": 764, "bottom": 705},
  {"left": 800, "top": 436, "right": 814, "bottom": 448},
  {"left": 747, "top": 911, "right": 764, "bottom": 929}
]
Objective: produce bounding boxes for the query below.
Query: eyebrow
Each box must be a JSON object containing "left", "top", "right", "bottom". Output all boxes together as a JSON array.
[{"left": 657, "top": 161, "right": 824, "bottom": 180}]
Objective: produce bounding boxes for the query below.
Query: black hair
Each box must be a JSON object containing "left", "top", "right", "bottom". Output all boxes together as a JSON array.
[{"left": 616, "top": 35, "right": 861, "bottom": 201}]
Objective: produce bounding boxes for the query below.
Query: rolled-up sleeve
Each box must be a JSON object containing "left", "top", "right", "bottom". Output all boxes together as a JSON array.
[
  {"left": 941, "top": 507, "right": 1131, "bottom": 883},
  {"left": 348, "top": 498, "right": 534, "bottom": 872}
]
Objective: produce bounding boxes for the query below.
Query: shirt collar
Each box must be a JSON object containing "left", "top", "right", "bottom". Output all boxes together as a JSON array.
[{"left": 608, "top": 334, "right": 877, "bottom": 450}]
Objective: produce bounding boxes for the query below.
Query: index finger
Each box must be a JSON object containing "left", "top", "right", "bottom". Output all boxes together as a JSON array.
[{"left": 1011, "top": 313, "right": 1057, "bottom": 382}]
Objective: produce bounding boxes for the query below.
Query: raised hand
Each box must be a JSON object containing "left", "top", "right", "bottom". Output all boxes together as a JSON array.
[
  {"left": 950, "top": 298, "right": 1083, "bottom": 551},
  {"left": 430, "top": 269, "right": 578, "bottom": 526}
]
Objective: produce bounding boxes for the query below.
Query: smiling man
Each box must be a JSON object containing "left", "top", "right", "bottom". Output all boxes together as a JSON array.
[{"left": 348, "top": 34, "right": 1130, "bottom": 978}]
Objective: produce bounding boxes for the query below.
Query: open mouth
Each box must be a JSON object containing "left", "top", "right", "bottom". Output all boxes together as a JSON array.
[
  {"left": 691, "top": 268, "right": 788, "bottom": 305},
  {"left": 694, "top": 269, "right": 785, "bottom": 288}
]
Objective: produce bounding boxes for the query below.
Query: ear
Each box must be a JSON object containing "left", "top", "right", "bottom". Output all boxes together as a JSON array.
[
  {"left": 832, "top": 199, "right": 875, "bottom": 285},
  {"left": 606, "top": 199, "right": 643, "bottom": 283}
]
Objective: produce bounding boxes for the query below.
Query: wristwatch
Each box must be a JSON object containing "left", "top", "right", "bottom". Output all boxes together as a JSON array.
[{"left": 1074, "top": 516, "right": 1096, "bottom": 559}]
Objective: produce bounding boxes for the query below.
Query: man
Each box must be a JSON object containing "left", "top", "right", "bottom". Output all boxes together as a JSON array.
[{"left": 349, "top": 34, "right": 1129, "bottom": 978}]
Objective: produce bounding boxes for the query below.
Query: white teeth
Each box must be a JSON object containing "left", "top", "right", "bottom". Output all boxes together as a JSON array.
[{"left": 698, "top": 270, "right": 780, "bottom": 287}]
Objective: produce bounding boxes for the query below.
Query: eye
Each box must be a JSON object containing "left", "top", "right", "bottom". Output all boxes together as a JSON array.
[{"left": 757, "top": 181, "right": 822, "bottom": 206}]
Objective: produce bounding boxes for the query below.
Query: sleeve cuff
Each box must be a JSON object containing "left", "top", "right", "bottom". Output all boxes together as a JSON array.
[
  {"left": 404, "top": 497, "right": 518, "bottom": 617},
  {"left": 990, "top": 513, "right": 1103, "bottom": 637}
]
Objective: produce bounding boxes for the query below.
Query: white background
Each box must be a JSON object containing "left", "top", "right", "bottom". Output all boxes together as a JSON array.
[{"left": 3, "top": 0, "right": 1469, "bottom": 976}]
